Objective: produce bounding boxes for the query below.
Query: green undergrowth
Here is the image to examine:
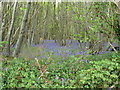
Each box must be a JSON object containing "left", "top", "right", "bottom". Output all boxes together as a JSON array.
[{"left": 1, "top": 52, "right": 120, "bottom": 88}]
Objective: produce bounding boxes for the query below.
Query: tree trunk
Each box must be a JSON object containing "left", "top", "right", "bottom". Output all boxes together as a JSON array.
[
  {"left": 28, "top": 8, "right": 37, "bottom": 46},
  {"left": 0, "top": 2, "right": 2, "bottom": 88},
  {"left": 118, "top": 1, "right": 120, "bottom": 46},
  {"left": 5, "top": 1, "right": 17, "bottom": 56},
  {"left": 13, "top": 2, "right": 31, "bottom": 57},
  {"left": 42, "top": 3, "right": 49, "bottom": 41},
  {"left": 0, "top": 2, "right": 3, "bottom": 42}
]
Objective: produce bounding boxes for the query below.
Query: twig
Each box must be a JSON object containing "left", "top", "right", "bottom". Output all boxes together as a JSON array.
[{"left": 108, "top": 41, "right": 118, "bottom": 53}]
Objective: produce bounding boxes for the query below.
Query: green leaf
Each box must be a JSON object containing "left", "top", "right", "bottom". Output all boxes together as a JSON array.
[
  {"left": 20, "top": 8, "right": 27, "bottom": 11},
  {"left": 0, "top": 41, "right": 8, "bottom": 44},
  {"left": 0, "top": 45, "right": 3, "bottom": 47},
  {"left": 70, "top": 55, "right": 74, "bottom": 58}
]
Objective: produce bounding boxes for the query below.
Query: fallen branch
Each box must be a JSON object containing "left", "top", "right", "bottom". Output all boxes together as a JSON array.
[{"left": 108, "top": 41, "right": 118, "bottom": 53}]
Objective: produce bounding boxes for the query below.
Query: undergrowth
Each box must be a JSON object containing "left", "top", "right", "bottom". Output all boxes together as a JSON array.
[{"left": 1, "top": 52, "right": 120, "bottom": 88}]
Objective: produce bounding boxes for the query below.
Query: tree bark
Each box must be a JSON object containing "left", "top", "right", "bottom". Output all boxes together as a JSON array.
[
  {"left": 118, "top": 1, "right": 120, "bottom": 46},
  {"left": 5, "top": 1, "right": 17, "bottom": 56},
  {"left": 28, "top": 8, "right": 37, "bottom": 46},
  {"left": 42, "top": 3, "right": 49, "bottom": 41},
  {"left": 13, "top": 2, "right": 31, "bottom": 57},
  {"left": 0, "top": 2, "right": 3, "bottom": 42}
]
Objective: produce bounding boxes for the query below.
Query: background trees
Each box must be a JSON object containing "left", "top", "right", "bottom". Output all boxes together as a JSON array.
[
  {"left": 1, "top": 1, "right": 120, "bottom": 88},
  {"left": 0, "top": 1, "right": 119, "bottom": 57}
]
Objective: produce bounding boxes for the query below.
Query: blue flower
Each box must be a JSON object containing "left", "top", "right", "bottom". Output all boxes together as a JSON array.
[
  {"left": 55, "top": 75, "right": 59, "bottom": 79},
  {"left": 5, "top": 68, "right": 8, "bottom": 71},
  {"left": 79, "top": 59, "right": 88, "bottom": 63},
  {"left": 45, "top": 62, "right": 48, "bottom": 64},
  {"left": 54, "top": 53, "right": 60, "bottom": 56},
  {"left": 57, "top": 62, "right": 60, "bottom": 64},
  {"left": 61, "top": 78, "right": 65, "bottom": 86}
]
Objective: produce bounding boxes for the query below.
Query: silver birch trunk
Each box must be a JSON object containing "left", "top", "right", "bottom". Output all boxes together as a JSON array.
[
  {"left": 5, "top": 1, "right": 17, "bottom": 56},
  {"left": 97, "top": 32, "right": 102, "bottom": 52},
  {"left": 31, "top": 30, "right": 34, "bottom": 45},
  {"left": 28, "top": 8, "right": 36, "bottom": 46},
  {"left": 13, "top": 2, "right": 31, "bottom": 57},
  {"left": 0, "top": 2, "right": 3, "bottom": 42},
  {"left": 0, "top": 2, "right": 2, "bottom": 88},
  {"left": 42, "top": 4, "right": 48, "bottom": 39}
]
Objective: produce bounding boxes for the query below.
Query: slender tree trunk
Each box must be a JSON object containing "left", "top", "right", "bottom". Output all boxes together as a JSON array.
[
  {"left": 5, "top": 1, "right": 17, "bottom": 56},
  {"left": 0, "top": 2, "right": 3, "bottom": 88},
  {"left": 11, "top": 27, "right": 19, "bottom": 46},
  {"left": 53, "top": 2, "right": 59, "bottom": 43},
  {"left": 118, "top": 1, "right": 120, "bottom": 46},
  {"left": 0, "top": 2, "right": 3, "bottom": 42},
  {"left": 13, "top": 2, "right": 31, "bottom": 57},
  {"left": 42, "top": 3, "right": 49, "bottom": 41},
  {"left": 31, "top": 30, "right": 35, "bottom": 45},
  {"left": 118, "top": 1, "right": 120, "bottom": 27},
  {"left": 83, "top": 2, "right": 90, "bottom": 50},
  {"left": 0, "top": 2, "right": 6, "bottom": 53},
  {"left": 28, "top": 8, "right": 37, "bottom": 46}
]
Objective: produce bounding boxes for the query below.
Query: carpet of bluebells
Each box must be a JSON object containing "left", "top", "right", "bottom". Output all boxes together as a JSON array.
[
  {"left": 1, "top": 40, "right": 120, "bottom": 88},
  {"left": 22, "top": 40, "right": 114, "bottom": 60}
]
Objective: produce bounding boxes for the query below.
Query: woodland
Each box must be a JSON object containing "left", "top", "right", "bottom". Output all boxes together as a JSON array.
[{"left": 0, "top": 1, "right": 120, "bottom": 88}]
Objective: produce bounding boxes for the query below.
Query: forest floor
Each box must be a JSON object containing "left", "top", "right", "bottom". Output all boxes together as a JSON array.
[
  {"left": 20, "top": 40, "right": 115, "bottom": 61},
  {"left": 1, "top": 40, "right": 120, "bottom": 88}
]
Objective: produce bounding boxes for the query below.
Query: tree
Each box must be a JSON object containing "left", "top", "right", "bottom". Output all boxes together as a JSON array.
[
  {"left": 13, "top": 2, "right": 31, "bottom": 57},
  {"left": 0, "top": 2, "right": 2, "bottom": 42},
  {"left": 5, "top": 1, "right": 17, "bottom": 56}
]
